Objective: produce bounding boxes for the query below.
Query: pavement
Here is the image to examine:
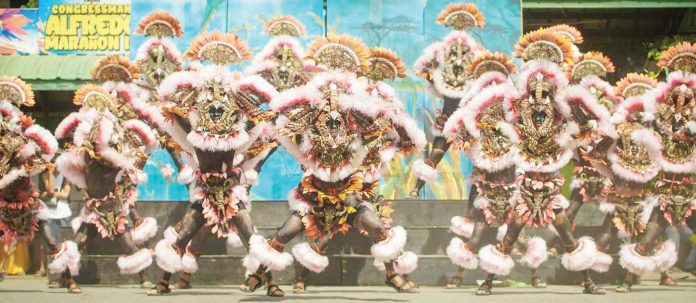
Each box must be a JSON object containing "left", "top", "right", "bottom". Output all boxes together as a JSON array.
[{"left": 1, "top": 273, "right": 695, "bottom": 303}]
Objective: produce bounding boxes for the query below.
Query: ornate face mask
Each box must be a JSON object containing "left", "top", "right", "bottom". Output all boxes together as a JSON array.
[
  {"left": 308, "top": 103, "right": 355, "bottom": 168},
  {"left": 140, "top": 43, "right": 182, "bottom": 87},
  {"left": 441, "top": 41, "right": 474, "bottom": 91},
  {"left": 264, "top": 44, "right": 306, "bottom": 91},
  {"left": 193, "top": 80, "right": 244, "bottom": 136}
]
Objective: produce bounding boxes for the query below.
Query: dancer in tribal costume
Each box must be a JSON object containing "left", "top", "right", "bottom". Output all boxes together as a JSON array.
[
  {"left": 54, "top": 84, "right": 161, "bottom": 292},
  {"left": 584, "top": 73, "right": 673, "bottom": 292},
  {"left": 147, "top": 31, "right": 277, "bottom": 295},
  {"left": 472, "top": 30, "right": 610, "bottom": 296},
  {"left": 242, "top": 15, "right": 312, "bottom": 181},
  {"left": 288, "top": 47, "right": 427, "bottom": 294},
  {"left": 242, "top": 34, "right": 420, "bottom": 297},
  {"left": 624, "top": 42, "right": 696, "bottom": 291},
  {"left": 441, "top": 51, "right": 551, "bottom": 289},
  {"left": 0, "top": 77, "right": 81, "bottom": 293},
  {"left": 563, "top": 51, "right": 619, "bottom": 222},
  {"left": 410, "top": 3, "right": 484, "bottom": 197}
]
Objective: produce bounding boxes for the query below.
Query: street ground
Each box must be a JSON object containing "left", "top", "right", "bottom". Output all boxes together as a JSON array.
[{"left": 1, "top": 272, "right": 694, "bottom": 303}]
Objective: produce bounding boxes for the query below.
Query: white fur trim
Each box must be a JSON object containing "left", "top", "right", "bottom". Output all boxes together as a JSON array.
[
  {"left": 478, "top": 244, "right": 515, "bottom": 276},
  {"left": 591, "top": 251, "right": 613, "bottom": 273},
  {"left": 163, "top": 226, "right": 178, "bottom": 243},
  {"left": 652, "top": 240, "right": 678, "bottom": 273},
  {"left": 292, "top": 242, "right": 329, "bottom": 273},
  {"left": 186, "top": 129, "right": 250, "bottom": 152},
  {"left": 154, "top": 238, "right": 181, "bottom": 273},
  {"left": 135, "top": 38, "right": 183, "bottom": 66},
  {"left": 48, "top": 241, "right": 81, "bottom": 275},
  {"left": 413, "top": 159, "right": 437, "bottom": 182},
  {"left": 561, "top": 237, "right": 598, "bottom": 271},
  {"left": 24, "top": 124, "right": 58, "bottom": 160},
  {"left": 227, "top": 232, "right": 244, "bottom": 249},
  {"left": 124, "top": 119, "right": 158, "bottom": 152},
  {"left": 180, "top": 250, "right": 199, "bottom": 273},
  {"left": 288, "top": 187, "right": 311, "bottom": 215},
  {"left": 517, "top": 60, "right": 568, "bottom": 94},
  {"left": 130, "top": 217, "right": 158, "bottom": 245},
  {"left": 446, "top": 237, "right": 478, "bottom": 269},
  {"left": 248, "top": 235, "right": 293, "bottom": 271},
  {"left": 177, "top": 165, "right": 195, "bottom": 184},
  {"left": 117, "top": 248, "right": 153, "bottom": 274},
  {"left": 0, "top": 168, "right": 28, "bottom": 190},
  {"left": 619, "top": 243, "right": 656, "bottom": 275},
  {"left": 242, "top": 255, "right": 261, "bottom": 276},
  {"left": 450, "top": 216, "right": 474, "bottom": 238},
  {"left": 371, "top": 226, "right": 407, "bottom": 262},
  {"left": 519, "top": 237, "right": 548, "bottom": 269},
  {"left": 394, "top": 251, "right": 419, "bottom": 275}
]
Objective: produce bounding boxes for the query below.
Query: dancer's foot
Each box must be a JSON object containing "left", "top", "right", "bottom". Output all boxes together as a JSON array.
[
  {"left": 67, "top": 281, "right": 83, "bottom": 294},
  {"left": 239, "top": 273, "right": 263, "bottom": 293},
  {"left": 446, "top": 275, "right": 463, "bottom": 289},
  {"left": 475, "top": 281, "right": 492, "bottom": 296},
  {"left": 531, "top": 276, "right": 547, "bottom": 288},
  {"left": 175, "top": 278, "right": 191, "bottom": 289},
  {"left": 292, "top": 280, "right": 306, "bottom": 294},
  {"left": 140, "top": 281, "right": 154, "bottom": 289},
  {"left": 33, "top": 270, "right": 47, "bottom": 277},
  {"left": 48, "top": 279, "right": 64, "bottom": 288},
  {"left": 615, "top": 283, "right": 632, "bottom": 293},
  {"left": 266, "top": 284, "right": 285, "bottom": 297},
  {"left": 386, "top": 274, "right": 420, "bottom": 293},
  {"left": 408, "top": 189, "right": 420, "bottom": 198},
  {"left": 659, "top": 274, "right": 677, "bottom": 286},
  {"left": 583, "top": 280, "right": 606, "bottom": 295},
  {"left": 147, "top": 282, "right": 171, "bottom": 296}
]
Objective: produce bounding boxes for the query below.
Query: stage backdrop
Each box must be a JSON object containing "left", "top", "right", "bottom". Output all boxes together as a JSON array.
[{"left": 3, "top": 0, "right": 520, "bottom": 201}]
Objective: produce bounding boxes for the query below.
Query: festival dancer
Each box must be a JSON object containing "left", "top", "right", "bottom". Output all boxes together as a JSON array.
[
  {"left": 289, "top": 47, "right": 427, "bottom": 294},
  {"left": 441, "top": 51, "right": 552, "bottom": 289},
  {"left": 410, "top": 3, "right": 485, "bottom": 197},
  {"left": 147, "top": 31, "right": 278, "bottom": 295},
  {"left": 242, "top": 34, "right": 420, "bottom": 297},
  {"left": 472, "top": 30, "right": 610, "bottom": 296},
  {"left": 585, "top": 72, "right": 673, "bottom": 292},
  {"left": 0, "top": 76, "right": 81, "bottom": 293},
  {"left": 625, "top": 42, "right": 696, "bottom": 290},
  {"left": 53, "top": 84, "right": 161, "bottom": 292},
  {"left": 563, "top": 51, "right": 618, "bottom": 222}
]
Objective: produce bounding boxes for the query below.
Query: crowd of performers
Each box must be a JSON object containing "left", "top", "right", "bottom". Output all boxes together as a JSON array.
[{"left": 1, "top": 2, "right": 695, "bottom": 297}]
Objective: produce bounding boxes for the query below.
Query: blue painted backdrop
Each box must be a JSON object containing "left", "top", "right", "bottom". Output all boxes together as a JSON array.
[{"left": 129, "top": 0, "right": 520, "bottom": 201}]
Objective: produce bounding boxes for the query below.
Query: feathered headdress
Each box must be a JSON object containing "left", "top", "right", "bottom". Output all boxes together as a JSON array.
[
  {"left": 91, "top": 55, "right": 140, "bottom": 83},
  {"left": 135, "top": 11, "right": 183, "bottom": 38},
  {"left": 546, "top": 24, "right": 584, "bottom": 45},
  {"left": 186, "top": 31, "right": 252, "bottom": 65},
  {"left": 468, "top": 51, "right": 516, "bottom": 79},
  {"left": 514, "top": 29, "right": 574, "bottom": 65},
  {"left": 306, "top": 34, "right": 370, "bottom": 73},
  {"left": 365, "top": 47, "right": 406, "bottom": 81},
  {"left": 436, "top": 3, "right": 485, "bottom": 30},
  {"left": 263, "top": 15, "right": 306, "bottom": 37},
  {"left": 0, "top": 76, "right": 34, "bottom": 107},
  {"left": 568, "top": 51, "right": 615, "bottom": 81},
  {"left": 657, "top": 41, "right": 696, "bottom": 73},
  {"left": 614, "top": 73, "right": 657, "bottom": 98},
  {"left": 73, "top": 84, "right": 117, "bottom": 110}
]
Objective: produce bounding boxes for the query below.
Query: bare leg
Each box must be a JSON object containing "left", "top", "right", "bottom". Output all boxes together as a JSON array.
[
  {"left": 115, "top": 231, "right": 151, "bottom": 286},
  {"left": 552, "top": 210, "right": 605, "bottom": 294},
  {"left": 410, "top": 98, "right": 458, "bottom": 197},
  {"left": 292, "top": 237, "right": 330, "bottom": 294},
  {"left": 566, "top": 188, "right": 584, "bottom": 223},
  {"left": 175, "top": 224, "right": 212, "bottom": 289},
  {"left": 476, "top": 217, "right": 525, "bottom": 296},
  {"left": 352, "top": 207, "right": 419, "bottom": 293},
  {"left": 243, "top": 213, "right": 305, "bottom": 296},
  {"left": 449, "top": 208, "right": 488, "bottom": 288},
  {"left": 149, "top": 206, "right": 205, "bottom": 295}
]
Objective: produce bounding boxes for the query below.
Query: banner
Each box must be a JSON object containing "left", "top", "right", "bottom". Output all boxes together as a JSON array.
[
  {"left": 0, "top": 9, "right": 41, "bottom": 55},
  {"left": 39, "top": 0, "right": 131, "bottom": 54}
]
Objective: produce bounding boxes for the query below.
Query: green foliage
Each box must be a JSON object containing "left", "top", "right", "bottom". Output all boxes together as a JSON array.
[
  {"left": 644, "top": 35, "right": 696, "bottom": 78},
  {"left": 22, "top": 0, "right": 39, "bottom": 8}
]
